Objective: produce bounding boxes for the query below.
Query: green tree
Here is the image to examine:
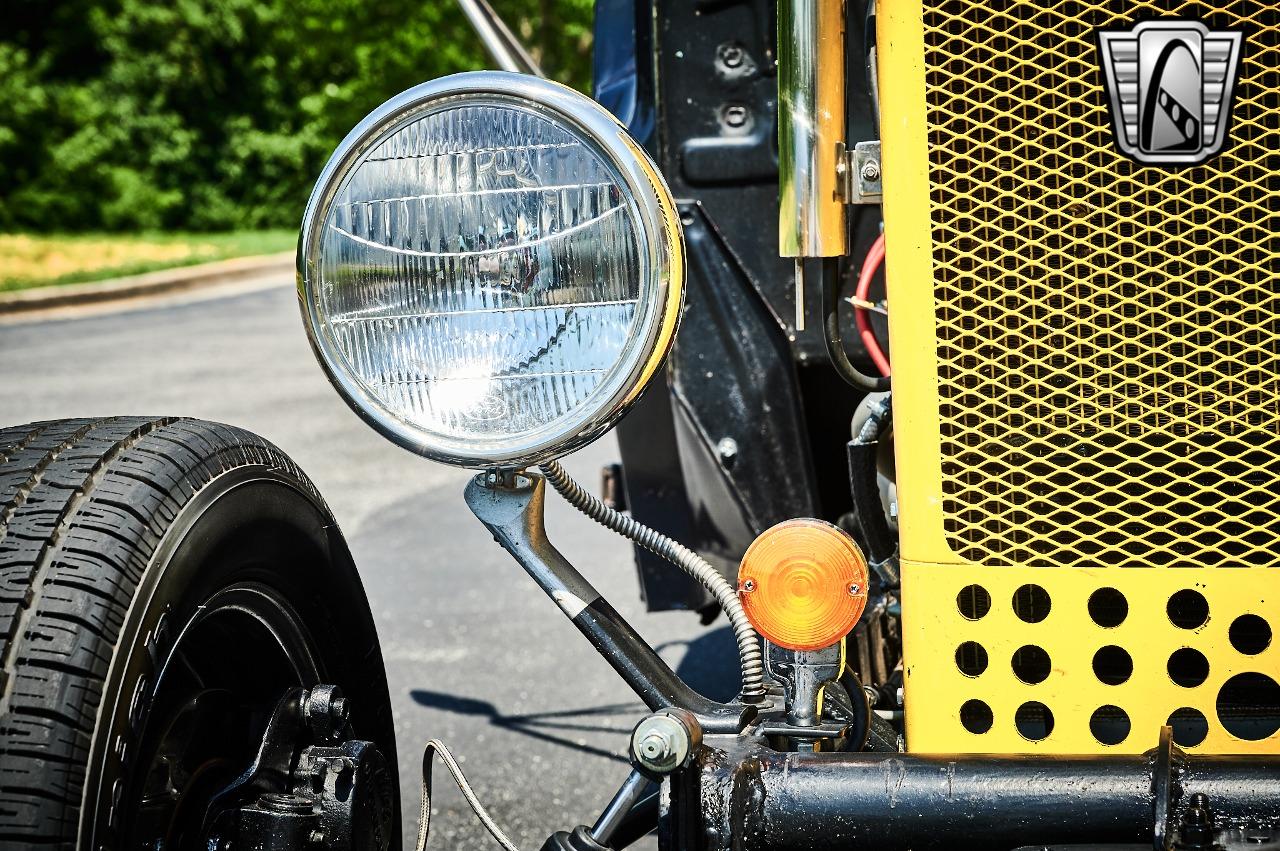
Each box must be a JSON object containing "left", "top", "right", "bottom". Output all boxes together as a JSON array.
[{"left": 0, "top": 0, "right": 594, "bottom": 232}]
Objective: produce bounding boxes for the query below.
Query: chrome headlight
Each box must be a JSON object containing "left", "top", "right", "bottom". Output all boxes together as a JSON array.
[{"left": 298, "top": 72, "right": 683, "bottom": 467}]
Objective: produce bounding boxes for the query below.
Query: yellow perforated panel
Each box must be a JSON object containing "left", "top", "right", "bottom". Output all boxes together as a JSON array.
[
  {"left": 900, "top": 564, "right": 1279, "bottom": 754},
  {"left": 877, "top": 1, "right": 1280, "bottom": 753}
]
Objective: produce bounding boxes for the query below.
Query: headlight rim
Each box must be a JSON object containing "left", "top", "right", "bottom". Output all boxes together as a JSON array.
[{"left": 297, "top": 71, "right": 684, "bottom": 468}]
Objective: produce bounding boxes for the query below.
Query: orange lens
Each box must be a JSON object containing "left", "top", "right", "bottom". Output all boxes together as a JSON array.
[{"left": 738, "top": 519, "right": 869, "bottom": 651}]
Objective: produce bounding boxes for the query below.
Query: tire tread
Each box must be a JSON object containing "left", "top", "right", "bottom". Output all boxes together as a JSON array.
[{"left": 0, "top": 417, "right": 320, "bottom": 848}]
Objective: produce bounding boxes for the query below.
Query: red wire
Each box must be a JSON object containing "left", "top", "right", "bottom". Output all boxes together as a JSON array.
[{"left": 854, "top": 233, "right": 891, "bottom": 377}]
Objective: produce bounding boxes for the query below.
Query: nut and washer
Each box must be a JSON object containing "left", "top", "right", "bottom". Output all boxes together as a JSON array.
[{"left": 630, "top": 710, "right": 701, "bottom": 774}]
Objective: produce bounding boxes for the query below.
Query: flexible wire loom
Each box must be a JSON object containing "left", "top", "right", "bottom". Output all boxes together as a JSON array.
[{"left": 538, "top": 459, "right": 767, "bottom": 701}]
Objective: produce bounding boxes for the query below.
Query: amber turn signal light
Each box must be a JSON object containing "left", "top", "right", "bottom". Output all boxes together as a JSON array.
[{"left": 738, "top": 519, "right": 869, "bottom": 651}]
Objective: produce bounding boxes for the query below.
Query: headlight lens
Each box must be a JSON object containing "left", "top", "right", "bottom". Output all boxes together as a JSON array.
[{"left": 299, "top": 73, "right": 683, "bottom": 467}]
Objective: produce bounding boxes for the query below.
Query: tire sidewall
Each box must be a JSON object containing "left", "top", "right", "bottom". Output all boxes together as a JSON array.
[{"left": 78, "top": 464, "right": 397, "bottom": 849}]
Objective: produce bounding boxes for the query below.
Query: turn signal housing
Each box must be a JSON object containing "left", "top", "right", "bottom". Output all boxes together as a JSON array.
[{"left": 738, "top": 519, "right": 869, "bottom": 651}]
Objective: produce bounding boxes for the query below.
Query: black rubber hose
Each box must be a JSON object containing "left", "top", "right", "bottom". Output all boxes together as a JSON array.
[
  {"left": 848, "top": 391, "right": 898, "bottom": 568},
  {"left": 820, "top": 257, "right": 892, "bottom": 392}
]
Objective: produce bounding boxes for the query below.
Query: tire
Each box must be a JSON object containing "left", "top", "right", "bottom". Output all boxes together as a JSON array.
[{"left": 0, "top": 417, "right": 398, "bottom": 850}]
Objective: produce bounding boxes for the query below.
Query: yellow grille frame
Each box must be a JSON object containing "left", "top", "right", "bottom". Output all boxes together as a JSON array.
[{"left": 879, "top": 0, "right": 1280, "bottom": 754}]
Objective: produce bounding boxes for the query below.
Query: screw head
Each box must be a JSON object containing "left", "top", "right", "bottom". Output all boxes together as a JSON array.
[
  {"left": 718, "top": 43, "right": 745, "bottom": 68},
  {"left": 722, "top": 105, "right": 749, "bottom": 129},
  {"left": 716, "top": 436, "right": 739, "bottom": 466},
  {"left": 848, "top": 582, "right": 862, "bottom": 596},
  {"left": 742, "top": 579, "right": 756, "bottom": 593},
  {"left": 860, "top": 161, "right": 881, "bottom": 182}
]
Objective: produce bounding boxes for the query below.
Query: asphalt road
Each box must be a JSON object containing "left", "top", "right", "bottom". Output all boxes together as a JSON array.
[{"left": 0, "top": 276, "right": 737, "bottom": 849}]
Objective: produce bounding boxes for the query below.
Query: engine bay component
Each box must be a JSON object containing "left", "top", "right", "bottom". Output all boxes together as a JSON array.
[
  {"left": 738, "top": 518, "right": 869, "bottom": 651},
  {"left": 298, "top": 71, "right": 683, "bottom": 467}
]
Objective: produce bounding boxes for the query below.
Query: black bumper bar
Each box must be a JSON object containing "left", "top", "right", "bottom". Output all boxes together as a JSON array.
[{"left": 690, "top": 740, "right": 1280, "bottom": 850}]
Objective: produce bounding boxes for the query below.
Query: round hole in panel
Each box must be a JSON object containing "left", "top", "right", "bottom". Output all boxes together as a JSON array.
[
  {"left": 1088, "top": 587, "right": 1128, "bottom": 628},
  {"left": 1229, "top": 614, "right": 1272, "bottom": 656},
  {"left": 1012, "top": 644, "right": 1052, "bottom": 684},
  {"left": 957, "top": 584, "right": 991, "bottom": 621},
  {"left": 1014, "top": 701, "right": 1054, "bottom": 741},
  {"left": 960, "top": 699, "right": 994, "bottom": 734},
  {"left": 1092, "top": 645, "right": 1134, "bottom": 686},
  {"left": 1217, "top": 672, "right": 1280, "bottom": 741},
  {"left": 1012, "top": 584, "right": 1051, "bottom": 623},
  {"left": 1168, "top": 647, "right": 1210, "bottom": 688},
  {"left": 1089, "top": 704, "right": 1130, "bottom": 746},
  {"left": 1167, "top": 707, "right": 1209, "bottom": 748},
  {"left": 956, "top": 641, "right": 988, "bottom": 677},
  {"left": 1167, "top": 589, "right": 1209, "bottom": 630}
]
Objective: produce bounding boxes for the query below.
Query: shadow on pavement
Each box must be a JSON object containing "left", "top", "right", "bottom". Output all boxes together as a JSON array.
[
  {"left": 660, "top": 624, "right": 741, "bottom": 704},
  {"left": 408, "top": 691, "right": 639, "bottom": 763},
  {"left": 410, "top": 625, "right": 742, "bottom": 760}
]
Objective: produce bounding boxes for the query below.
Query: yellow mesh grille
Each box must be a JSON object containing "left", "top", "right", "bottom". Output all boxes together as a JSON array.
[{"left": 924, "top": 0, "right": 1280, "bottom": 567}]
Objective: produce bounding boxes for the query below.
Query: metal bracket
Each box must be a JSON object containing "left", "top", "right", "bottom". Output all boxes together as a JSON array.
[
  {"left": 1152, "top": 725, "right": 1187, "bottom": 851},
  {"left": 764, "top": 641, "right": 844, "bottom": 747},
  {"left": 837, "top": 140, "right": 883, "bottom": 205},
  {"left": 465, "top": 472, "right": 753, "bottom": 733}
]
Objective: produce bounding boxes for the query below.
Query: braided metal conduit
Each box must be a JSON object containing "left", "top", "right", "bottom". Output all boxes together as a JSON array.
[{"left": 539, "top": 459, "right": 767, "bottom": 700}]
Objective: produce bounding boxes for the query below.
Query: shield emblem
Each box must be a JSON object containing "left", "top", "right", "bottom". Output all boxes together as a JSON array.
[{"left": 1097, "top": 20, "right": 1244, "bottom": 165}]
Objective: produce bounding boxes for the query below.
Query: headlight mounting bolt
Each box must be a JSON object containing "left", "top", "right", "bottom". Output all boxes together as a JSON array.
[{"left": 630, "top": 709, "right": 702, "bottom": 776}]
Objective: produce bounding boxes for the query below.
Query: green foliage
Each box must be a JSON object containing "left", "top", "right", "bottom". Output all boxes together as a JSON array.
[{"left": 0, "top": 0, "right": 594, "bottom": 232}]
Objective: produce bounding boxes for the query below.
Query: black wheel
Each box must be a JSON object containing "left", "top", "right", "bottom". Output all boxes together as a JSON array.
[{"left": 0, "top": 417, "right": 398, "bottom": 850}]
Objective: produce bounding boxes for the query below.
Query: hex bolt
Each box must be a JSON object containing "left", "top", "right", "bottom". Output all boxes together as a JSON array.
[
  {"left": 1178, "top": 793, "right": 1215, "bottom": 850},
  {"left": 639, "top": 730, "right": 676, "bottom": 763},
  {"left": 860, "top": 160, "right": 881, "bottom": 183}
]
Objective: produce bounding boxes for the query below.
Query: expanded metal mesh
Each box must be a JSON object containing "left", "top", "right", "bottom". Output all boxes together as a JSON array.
[{"left": 923, "top": 0, "right": 1280, "bottom": 568}]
